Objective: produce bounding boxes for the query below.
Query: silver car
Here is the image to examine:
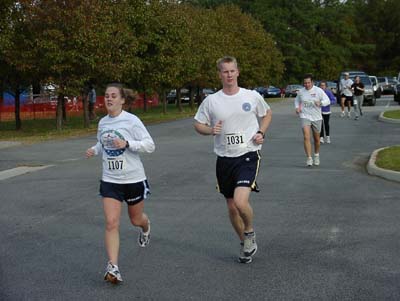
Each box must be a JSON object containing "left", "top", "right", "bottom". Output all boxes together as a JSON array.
[{"left": 369, "top": 75, "right": 382, "bottom": 98}]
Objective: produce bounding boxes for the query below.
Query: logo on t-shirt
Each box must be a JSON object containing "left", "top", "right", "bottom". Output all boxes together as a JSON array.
[
  {"left": 101, "top": 129, "right": 126, "bottom": 157},
  {"left": 242, "top": 102, "right": 251, "bottom": 112}
]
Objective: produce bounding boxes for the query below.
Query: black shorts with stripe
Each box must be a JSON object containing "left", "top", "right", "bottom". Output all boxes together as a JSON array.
[
  {"left": 216, "top": 151, "right": 261, "bottom": 199},
  {"left": 99, "top": 180, "right": 150, "bottom": 206}
]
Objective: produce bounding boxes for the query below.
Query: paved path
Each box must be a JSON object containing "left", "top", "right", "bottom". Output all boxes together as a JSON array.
[{"left": 0, "top": 97, "right": 399, "bottom": 300}]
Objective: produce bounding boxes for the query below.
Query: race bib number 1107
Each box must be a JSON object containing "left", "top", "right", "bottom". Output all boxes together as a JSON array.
[{"left": 107, "top": 157, "right": 125, "bottom": 171}]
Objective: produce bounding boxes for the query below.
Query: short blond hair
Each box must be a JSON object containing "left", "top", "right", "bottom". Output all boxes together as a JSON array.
[{"left": 216, "top": 56, "right": 238, "bottom": 71}]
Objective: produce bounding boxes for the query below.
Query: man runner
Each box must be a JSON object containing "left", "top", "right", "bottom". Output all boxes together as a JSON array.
[{"left": 194, "top": 56, "right": 272, "bottom": 263}]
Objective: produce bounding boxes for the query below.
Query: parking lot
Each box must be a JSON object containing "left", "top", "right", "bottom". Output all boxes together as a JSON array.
[{"left": 0, "top": 96, "right": 399, "bottom": 300}]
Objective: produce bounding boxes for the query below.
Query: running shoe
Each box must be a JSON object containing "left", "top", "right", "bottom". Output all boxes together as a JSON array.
[
  {"left": 138, "top": 220, "right": 151, "bottom": 247},
  {"left": 355, "top": 116, "right": 359, "bottom": 120},
  {"left": 243, "top": 231, "right": 257, "bottom": 257},
  {"left": 104, "top": 261, "right": 123, "bottom": 284},
  {"left": 306, "top": 157, "right": 313, "bottom": 167},
  {"left": 314, "top": 154, "right": 320, "bottom": 166},
  {"left": 320, "top": 137, "right": 324, "bottom": 144},
  {"left": 238, "top": 242, "right": 252, "bottom": 264},
  {"left": 340, "top": 111, "right": 345, "bottom": 117},
  {"left": 347, "top": 112, "right": 351, "bottom": 118},
  {"left": 326, "top": 136, "right": 331, "bottom": 144}
]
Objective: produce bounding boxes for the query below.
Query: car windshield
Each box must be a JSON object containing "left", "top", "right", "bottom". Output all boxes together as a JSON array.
[{"left": 359, "top": 77, "right": 372, "bottom": 86}]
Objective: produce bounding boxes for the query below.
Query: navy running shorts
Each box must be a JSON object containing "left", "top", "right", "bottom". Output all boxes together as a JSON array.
[
  {"left": 216, "top": 151, "right": 261, "bottom": 199},
  {"left": 99, "top": 180, "right": 150, "bottom": 206}
]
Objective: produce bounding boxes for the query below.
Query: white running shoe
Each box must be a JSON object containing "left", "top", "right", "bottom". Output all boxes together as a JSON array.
[
  {"left": 314, "top": 154, "right": 320, "bottom": 166},
  {"left": 326, "top": 136, "right": 331, "bottom": 144},
  {"left": 320, "top": 137, "right": 324, "bottom": 144},
  {"left": 347, "top": 112, "right": 351, "bottom": 118},
  {"left": 138, "top": 220, "right": 151, "bottom": 247},
  {"left": 306, "top": 157, "right": 313, "bottom": 166},
  {"left": 243, "top": 231, "right": 257, "bottom": 257},
  {"left": 340, "top": 111, "right": 345, "bottom": 117},
  {"left": 104, "top": 262, "right": 123, "bottom": 284},
  {"left": 238, "top": 242, "right": 252, "bottom": 264}
]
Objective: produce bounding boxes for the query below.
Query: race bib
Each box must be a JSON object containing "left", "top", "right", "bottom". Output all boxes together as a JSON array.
[
  {"left": 225, "top": 133, "right": 246, "bottom": 150},
  {"left": 106, "top": 157, "right": 126, "bottom": 171}
]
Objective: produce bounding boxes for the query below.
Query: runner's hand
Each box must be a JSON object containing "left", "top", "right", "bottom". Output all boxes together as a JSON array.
[
  {"left": 86, "top": 148, "right": 95, "bottom": 158},
  {"left": 113, "top": 138, "right": 127, "bottom": 149},
  {"left": 212, "top": 120, "right": 222, "bottom": 135},
  {"left": 253, "top": 133, "right": 264, "bottom": 145}
]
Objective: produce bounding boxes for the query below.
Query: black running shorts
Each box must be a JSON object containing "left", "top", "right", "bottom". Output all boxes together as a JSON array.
[
  {"left": 100, "top": 180, "right": 150, "bottom": 205},
  {"left": 341, "top": 94, "right": 353, "bottom": 103},
  {"left": 216, "top": 151, "right": 261, "bottom": 199}
]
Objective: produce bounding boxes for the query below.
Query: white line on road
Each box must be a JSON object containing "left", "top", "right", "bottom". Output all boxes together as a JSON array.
[{"left": 0, "top": 165, "right": 54, "bottom": 181}]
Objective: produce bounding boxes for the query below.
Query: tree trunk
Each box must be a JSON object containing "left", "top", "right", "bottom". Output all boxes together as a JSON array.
[
  {"left": 176, "top": 88, "right": 182, "bottom": 112},
  {"left": 14, "top": 88, "right": 21, "bottom": 130},
  {"left": 56, "top": 93, "right": 64, "bottom": 130},
  {"left": 162, "top": 89, "right": 167, "bottom": 114},
  {"left": 62, "top": 96, "right": 67, "bottom": 122},
  {"left": 82, "top": 92, "right": 90, "bottom": 128},
  {"left": 189, "top": 86, "right": 195, "bottom": 111},
  {"left": 143, "top": 90, "right": 148, "bottom": 113}
]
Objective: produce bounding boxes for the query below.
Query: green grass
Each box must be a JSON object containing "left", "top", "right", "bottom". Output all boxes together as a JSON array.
[
  {"left": 375, "top": 146, "right": 400, "bottom": 172},
  {"left": 383, "top": 110, "right": 400, "bottom": 119},
  {"left": 0, "top": 104, "right": 196, "bottom": 143}
]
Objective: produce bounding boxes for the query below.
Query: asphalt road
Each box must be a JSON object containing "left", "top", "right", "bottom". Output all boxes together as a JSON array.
[{"left": 0, "top": 96, "right": 399, "bottom": 300}]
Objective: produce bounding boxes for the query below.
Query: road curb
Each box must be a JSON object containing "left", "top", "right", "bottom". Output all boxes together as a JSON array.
[
  {"left": 378, "top": 112, "right": 400, "bottom": 123},
  {"left": 367, "top": 147, "right": 400, "bottom": 183}
]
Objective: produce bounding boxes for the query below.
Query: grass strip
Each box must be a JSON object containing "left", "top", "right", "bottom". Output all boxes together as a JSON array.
[
  {"left": 383, "top": 110, "right": 400, "bottom": 119},
  {"left": 375, "top": 146, "right": 400, "bottom": 172}
]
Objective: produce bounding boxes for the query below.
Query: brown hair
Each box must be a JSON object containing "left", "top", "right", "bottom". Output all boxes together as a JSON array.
[
  {"left": 106, "top": 83, "right": 136, "bottom": 103},
  {"left": 303, "top": 73, "right": 314, "bottom": 81}
]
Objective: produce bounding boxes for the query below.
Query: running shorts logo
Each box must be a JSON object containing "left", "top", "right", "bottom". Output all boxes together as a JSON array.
[{"left": 242, "top": 102, "right": 251, "bottom": 112}]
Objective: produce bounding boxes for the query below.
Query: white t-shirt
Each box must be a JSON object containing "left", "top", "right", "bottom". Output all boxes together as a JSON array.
[
  {"left": 194, "top": 88, "right": 271, "bottom": 157},
  {"left": 294, "top": 86, "right": 330, "bottom": 121},
  {"left": 91, "top": 110, "right": 155, "bottom": 184},
  {"left": 340, "top": 78, "right": 354, "bottom": 96}
]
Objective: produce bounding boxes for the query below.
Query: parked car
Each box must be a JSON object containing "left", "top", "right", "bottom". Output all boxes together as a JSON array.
[
  {"left": 377, "top": 77, "right": 392, "bottom": 94},
  {"left": 201, "top": 88, "right": 215, "bottom": 98},
  {"left": 255, "top": 86, "right": 281, "bottom": 98},
  {"left": 166, "top": 88, "right": 190, "bottom": 103},
  {"left": 358, "top": 75, "right": 376, "bottom": 106},
  {"left": 254, "top": 86, "right": 268, "bottom": 97},
  {"left": 339, "top": 70, "right": 367, "bottom": 81},
  {"left": 387, "top": 77, "right": 398, "bottom": 94},
  {"left": 265, "top": 86, "right": 281, "bottom": 98},
  {"left": 285, "top": 84, "right": 302, "bottom": 97},
  {"left": 369, "top": 76, "right": 382, "bottom": 98}
]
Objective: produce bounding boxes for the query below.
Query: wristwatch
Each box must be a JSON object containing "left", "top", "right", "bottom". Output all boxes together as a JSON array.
[
  {"left": 256, "top": 130, "right": 265, "bottom": 138},
  {"left": 125, "top": 141, "right": 130, "bottom": 149}
]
